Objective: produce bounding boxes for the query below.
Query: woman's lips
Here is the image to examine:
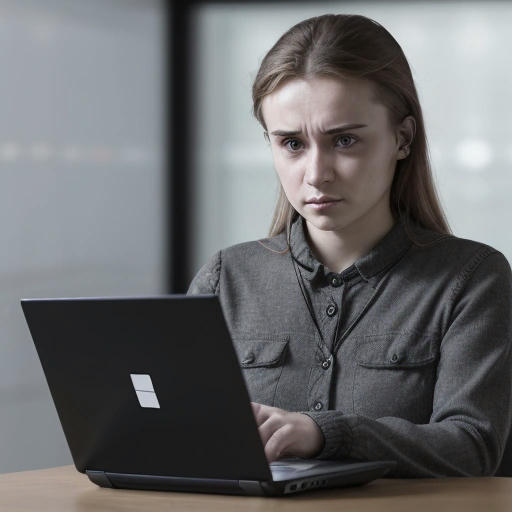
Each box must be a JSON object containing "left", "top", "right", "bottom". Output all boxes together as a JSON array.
[{"left": 306, "top": 199, "right": 343, "bottom": 210}]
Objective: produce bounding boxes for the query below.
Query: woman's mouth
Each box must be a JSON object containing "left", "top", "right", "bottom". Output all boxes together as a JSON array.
[{"left": 306, "top": 199, "right": 343, "bottom": 210}]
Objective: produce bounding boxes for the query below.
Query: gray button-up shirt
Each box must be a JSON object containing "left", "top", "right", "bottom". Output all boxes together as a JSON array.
[{"left": 186, "top": 215, "right": 512, "bottom": 477}]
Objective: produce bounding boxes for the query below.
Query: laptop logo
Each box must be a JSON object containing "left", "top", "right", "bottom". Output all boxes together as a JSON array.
[{"left": 130, "top": 374, "right": 161, "bottom": 409}]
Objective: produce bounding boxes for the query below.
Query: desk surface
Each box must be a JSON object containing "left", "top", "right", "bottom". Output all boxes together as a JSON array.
[{"left": 0, "top": 465, "right": 511, "bottom": 512}]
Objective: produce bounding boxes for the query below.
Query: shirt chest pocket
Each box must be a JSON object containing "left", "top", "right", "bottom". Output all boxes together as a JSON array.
[
  {"left": 232, "top": 336, "right": 289, "bottom": 407},
  {"left": 353, "top": 333, "right": 438, "bottom": 423}
]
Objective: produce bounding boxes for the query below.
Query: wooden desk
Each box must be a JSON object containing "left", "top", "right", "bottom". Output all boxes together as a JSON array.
[{"left": 0, "top": 465, "right": 511, "bottom": 512}]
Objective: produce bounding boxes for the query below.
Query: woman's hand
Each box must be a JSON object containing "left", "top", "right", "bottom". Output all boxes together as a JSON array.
[{"left": 251, "top": 402, "right": 324, "bottom": 462}]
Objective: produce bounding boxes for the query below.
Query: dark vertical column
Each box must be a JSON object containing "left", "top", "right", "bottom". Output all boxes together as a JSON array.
[
  {"left": 165, "top": 0, "right": 322, "bottom": 294},
  {"left": 166, "top": 1, "right": 193, "bottom": 293}
]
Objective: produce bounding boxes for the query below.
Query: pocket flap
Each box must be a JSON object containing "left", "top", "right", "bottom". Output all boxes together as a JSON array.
[
  {"left": 356, "top": 332, "right": 437, "bottom": 369},
  {"left": 232, "top": 337, "right": 289, "bottom": 368}
]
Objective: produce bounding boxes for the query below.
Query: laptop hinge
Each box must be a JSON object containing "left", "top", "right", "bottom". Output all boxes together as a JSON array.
[
  {"left": 238, "top": 480, "right": 266, "bottom": 496},
  {"left": 86, "top": 470, "right": 113, "bottom": 488}
]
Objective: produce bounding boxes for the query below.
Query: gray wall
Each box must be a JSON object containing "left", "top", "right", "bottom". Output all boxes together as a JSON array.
[
  {"left": 0, "top": 0, "right": 165, "bottom": 472},
  {"left": 191, "top": 1, "right": 512, "bottom": 277}
]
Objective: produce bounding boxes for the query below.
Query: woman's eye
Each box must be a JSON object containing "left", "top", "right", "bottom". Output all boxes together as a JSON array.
[
  {"left": 336, "top": 135, "right": 357, "bottom": 148},
  {"left": 283, "top": 138, "right": 303, "bottom": 152}
]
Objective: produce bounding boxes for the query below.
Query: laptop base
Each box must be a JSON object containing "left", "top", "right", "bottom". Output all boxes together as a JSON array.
[{"left": 87, "top": 462, "right": 390, "bottom": 496}]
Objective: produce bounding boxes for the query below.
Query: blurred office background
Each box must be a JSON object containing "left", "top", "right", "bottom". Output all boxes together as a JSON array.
[
  {"left": 0, "top": 0, "right": 165, "bottom": 472},
  {"left": 191, "top": 1, "right": 512, "bottom": 273},
  {"left": 1, "top": 0, "right": 511, "bottom": 473}
]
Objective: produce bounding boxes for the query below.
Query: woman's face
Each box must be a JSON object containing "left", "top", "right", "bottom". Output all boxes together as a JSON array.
[{"left": 262, "top": 76, "right": 410, "bottom": 235}]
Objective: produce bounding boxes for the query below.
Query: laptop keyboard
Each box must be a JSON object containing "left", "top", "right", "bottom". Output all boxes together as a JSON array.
[{"left": 269, "top": 459, "right": 321, "bottom": 474}]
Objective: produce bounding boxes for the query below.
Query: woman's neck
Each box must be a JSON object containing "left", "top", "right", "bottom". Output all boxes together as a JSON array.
[{"left": 304, "top": 206, "right": 395, "bottom": 274}]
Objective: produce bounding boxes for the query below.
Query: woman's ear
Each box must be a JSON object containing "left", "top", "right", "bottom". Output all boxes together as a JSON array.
[{"left": 396, "top": 115, "right": 416, "bottom": 159}]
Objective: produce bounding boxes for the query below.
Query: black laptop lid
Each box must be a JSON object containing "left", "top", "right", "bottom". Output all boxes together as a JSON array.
[{"left": 21, "top": 295, "right": 272, "bottom": 481}]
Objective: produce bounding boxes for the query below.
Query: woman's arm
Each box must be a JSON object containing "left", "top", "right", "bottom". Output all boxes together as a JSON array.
[
  {"left": 186, "top": 250, "right": 222, "bottom": 296},
  {"left": 256, "top": 251, "right": 512, "bottom": 477}
]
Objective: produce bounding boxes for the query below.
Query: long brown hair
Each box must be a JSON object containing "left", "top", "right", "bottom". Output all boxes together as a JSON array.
[{"left": 252, "top": 14, "right": 451, "bottom": 246}]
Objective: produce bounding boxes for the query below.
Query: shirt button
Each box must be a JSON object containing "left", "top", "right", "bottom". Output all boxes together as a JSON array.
[
  {"left": 314, "top": 402, "right": 323, "bottom": 411},
  {"left": 330, "top": 275, "right": 342, "bottom": 287},
  {"left": 326, "top": 304, "right": 338, "bottom": 317},
  {"left": 390, "top": 353, "right": 399, "bottom": 363},
  {"left": 321, "top": 359, "right": 331, "bottom": 370}
]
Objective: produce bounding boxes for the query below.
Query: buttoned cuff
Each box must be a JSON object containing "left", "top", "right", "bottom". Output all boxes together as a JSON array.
[{"left": 302, "top": 411, "right": 355, "bottom": 459}]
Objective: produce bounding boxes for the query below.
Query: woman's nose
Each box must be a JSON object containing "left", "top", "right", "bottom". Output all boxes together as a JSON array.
[{"left": 305, "top": 147, "right": 335, "bottom": 186}]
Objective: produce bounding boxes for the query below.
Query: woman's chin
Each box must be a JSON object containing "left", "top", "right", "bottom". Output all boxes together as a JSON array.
[{"left": 303, "top": 214, "right": 350, "bottom": 232}]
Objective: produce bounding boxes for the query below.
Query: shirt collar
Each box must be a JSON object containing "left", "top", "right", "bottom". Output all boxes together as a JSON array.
[{"left": 289, "top": 215, "right": 412, "bottom": 282}]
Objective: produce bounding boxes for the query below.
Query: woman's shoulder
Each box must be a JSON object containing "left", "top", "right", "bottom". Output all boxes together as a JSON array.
[
  {"left": 405, "top": 221, "right": 511, "bottom": 281},
  {"left": 407, "top": 220, "right": 498, "bottom": 254},
  {"left": 220, "top": 231, "right": 290, "bottom": 261},
  {"left": 187, "top": 231, "right": 290, "bottom": 295}
]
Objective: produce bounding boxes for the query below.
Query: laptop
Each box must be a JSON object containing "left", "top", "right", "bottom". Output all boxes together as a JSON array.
[{"left": 21, "top": 295, "right": 395, "bottom": 496}]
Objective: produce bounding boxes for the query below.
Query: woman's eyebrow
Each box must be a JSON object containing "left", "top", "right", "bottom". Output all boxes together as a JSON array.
[
  {"left": 270, "top": 129, "right": 302, "bottom": 136},
  {"left": 323, "top": 123, "right": 368, "bottom": 134},
  {"left": 270, "top": 123, "right": 368, "bottom": 136}
]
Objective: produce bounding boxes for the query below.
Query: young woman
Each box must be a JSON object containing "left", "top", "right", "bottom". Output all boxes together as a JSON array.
[{"left": 187, "top": 14, "right": 512, "bottom": 478}]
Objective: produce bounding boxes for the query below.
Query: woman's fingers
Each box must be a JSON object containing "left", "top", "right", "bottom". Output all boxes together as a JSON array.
[
  {"left": 251, "top": 403, "right": 325, "bottom": 461},
  {"left": 251, "top": 401, "right": 275, "bottom": 426},
  {"left": 265, "top": 423, "right": 293, "bottom": 462},
  {"left": 250, "top": 403, "right": 296, "bottom": 459},
  {"left": 251, "top": 402, "right": 287, "bottom": 448},
  {"left": 259, "top": 412, "right": 287, "bottom": 446}
]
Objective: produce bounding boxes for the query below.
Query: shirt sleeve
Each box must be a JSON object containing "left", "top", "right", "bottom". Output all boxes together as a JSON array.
[
  {"left": 186, "top": 250, "right": 222, "bottom": 295},
  {"left": 303, "top": 250, "right": 512, "bottom": 477}
]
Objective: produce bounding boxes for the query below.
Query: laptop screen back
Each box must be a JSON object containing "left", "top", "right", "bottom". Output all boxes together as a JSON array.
[{"left": 21, "top": 295, "right": 272, "bottom": 481}]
